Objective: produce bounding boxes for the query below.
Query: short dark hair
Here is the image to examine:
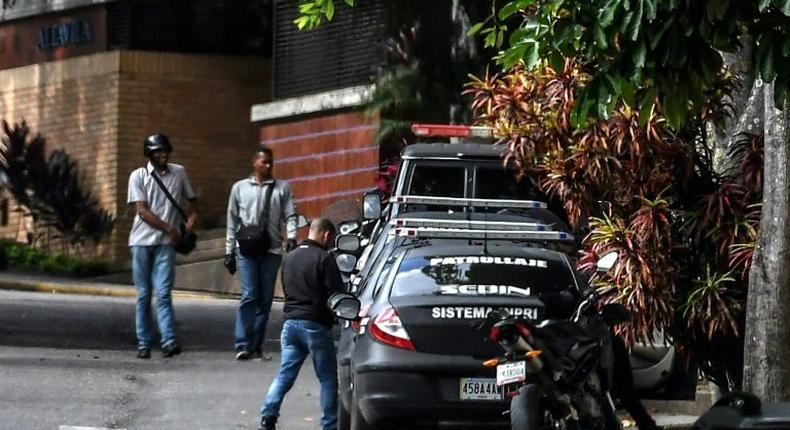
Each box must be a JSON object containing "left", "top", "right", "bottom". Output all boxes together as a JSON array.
[
  {"left": 256, "top": 144, "right": 273, "bottom": 159},
  {"left": 310, "top": 217, "right": 336, "bottom": 236}
]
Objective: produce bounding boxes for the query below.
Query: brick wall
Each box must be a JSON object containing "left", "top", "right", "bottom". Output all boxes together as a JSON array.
[
  {"left": 258, "top": 110, "right": 380, "bottom": 220},
  {"left": 0, "top": 50, "right": 271, "bottom": 265}
]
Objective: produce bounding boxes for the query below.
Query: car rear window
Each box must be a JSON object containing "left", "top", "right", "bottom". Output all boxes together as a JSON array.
[{"left": 390, "top": 255, "right": 575, "bottom": 297}]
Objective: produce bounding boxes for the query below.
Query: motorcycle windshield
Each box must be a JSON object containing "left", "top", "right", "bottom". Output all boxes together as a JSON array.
[{"left": 388, "top": 254, "right": 577, "bottom": 356}]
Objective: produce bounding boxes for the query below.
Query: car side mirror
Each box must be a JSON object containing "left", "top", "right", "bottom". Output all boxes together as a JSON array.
[
  {"left": 335, "top": 253, "right": 358, "bottom": 274},
  {"left": 363, "top": 191, "right": 383, "bottom": 220},
  {"left": 596, "top": 252, "right": 618, "bottom": 272},
  {"left": 286, "top": 214, "right": 310, "bottom": 239},
  {"left": 600, "top": 303, "right": 629, "bottom": 325},
  {"left": 336, "top": 234, "right": 361, "bottom": 252},
  {"left": 327, "top": 292, "right": 361, "bottom": 321}
]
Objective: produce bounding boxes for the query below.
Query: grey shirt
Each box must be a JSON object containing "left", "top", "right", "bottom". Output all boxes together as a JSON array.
[
  {"left": 225, "top": 176, "right": 297, "bottom": 255},
  {"left": 127, "top": 162, "right": 196, "bottom": 247}
]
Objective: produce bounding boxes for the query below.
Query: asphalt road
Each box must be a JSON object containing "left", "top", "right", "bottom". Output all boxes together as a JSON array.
[{"left": 0, "top": 290, "right": 324, "bottom": 430}]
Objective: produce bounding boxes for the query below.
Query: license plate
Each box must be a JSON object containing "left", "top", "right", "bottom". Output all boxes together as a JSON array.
[
  {"left": 459, "top": 378, "right": 503, "bottom": 400},
  {"left": 496, "top": 361, "right": 526, "bottom": 386}
]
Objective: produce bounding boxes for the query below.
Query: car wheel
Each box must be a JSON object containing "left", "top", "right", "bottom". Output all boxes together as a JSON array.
[
  {"left": 338, "top": 397, "right": 351, "bottom": 430},
  {"left": 350, "top": 388, "right": 375, "bottom": 430}
]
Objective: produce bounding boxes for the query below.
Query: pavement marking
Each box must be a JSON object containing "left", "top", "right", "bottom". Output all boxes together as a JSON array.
[{"left": 59, "top": 427, "right": 126, "bottom": 430}]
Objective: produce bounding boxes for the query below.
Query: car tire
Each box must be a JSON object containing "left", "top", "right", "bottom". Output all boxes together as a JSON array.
[
  {"left": 338, "top": 397, "right": 351, "bottom": 430},
  {"left": 350, "top": 388, "right": 375, "bottom": 430}
]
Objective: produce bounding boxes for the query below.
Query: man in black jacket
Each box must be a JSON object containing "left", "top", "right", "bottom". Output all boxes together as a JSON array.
[{"left": 259, "top": 218, "right": 342, "bottom": 430}]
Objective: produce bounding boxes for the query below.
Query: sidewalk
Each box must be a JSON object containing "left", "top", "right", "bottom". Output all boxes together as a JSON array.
[{"left": 0, "top": 270, "right": 231, "bottom": 299}]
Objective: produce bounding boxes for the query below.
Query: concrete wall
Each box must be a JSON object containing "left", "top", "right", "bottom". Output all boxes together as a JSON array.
[{"left": 0, "top": 50, "right": 271, "bottom": 266}]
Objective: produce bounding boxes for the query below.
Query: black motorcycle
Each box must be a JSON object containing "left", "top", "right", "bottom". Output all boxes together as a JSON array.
[{"left": 485, "top": 290, "right": 630, "bottom": 430}]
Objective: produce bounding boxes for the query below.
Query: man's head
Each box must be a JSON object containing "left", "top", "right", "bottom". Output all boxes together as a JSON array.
[
  {"left": 308, "top": 218, "right": 336, "bottom": 249},
  {"left": 252, "top": 145, "right": 274, "bottom": 179},
  {"left": 144, "top": 133, "right": 172, "bottom": 169}
]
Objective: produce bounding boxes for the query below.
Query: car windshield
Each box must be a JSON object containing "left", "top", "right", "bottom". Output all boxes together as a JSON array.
[{"left": 390, "top": 255, "right": 575, "bottom": 297}]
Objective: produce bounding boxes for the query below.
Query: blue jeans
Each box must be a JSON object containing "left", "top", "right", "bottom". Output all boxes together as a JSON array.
[
  {"left": 131, "top": 245, "right": 177, "bottom": 349},
  {"left": 235, "top": 252, "right": 282, "bottom": 352},
  {"left": 261, "top": 319, "right": 338, "bottom": 430}
]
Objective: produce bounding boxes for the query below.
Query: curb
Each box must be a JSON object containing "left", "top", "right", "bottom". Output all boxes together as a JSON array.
[{"left": 0, "top": 279, "right": 233, "bottom": 300}]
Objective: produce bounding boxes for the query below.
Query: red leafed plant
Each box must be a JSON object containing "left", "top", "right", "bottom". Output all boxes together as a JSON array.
[{"left": 465, "top": 58, "right": 761, "bottom": 392}]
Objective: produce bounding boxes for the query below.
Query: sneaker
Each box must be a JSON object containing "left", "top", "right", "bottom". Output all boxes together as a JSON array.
[
  {"left": 260, "top": 415, "right": 277, "bottom": 430},
  {"left": 162, "top": 343, "right": 182, "bottom": 358},
  {"left": 235, "top": 347, "right": 251, "bottom": 361},
  {"left": 137, "top": 348, "right": 151, "bottom": 359}
]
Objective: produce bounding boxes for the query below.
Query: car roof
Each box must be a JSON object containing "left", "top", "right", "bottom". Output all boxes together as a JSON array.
[
  {"left": 393, "top": 210, "right": 572, "bottom": 233},
  {"left": 401, "top": 243, "right": 568, "bottom": 263},
  {"left": 401, "top": 143, "right": 504, "bottom": 160}
]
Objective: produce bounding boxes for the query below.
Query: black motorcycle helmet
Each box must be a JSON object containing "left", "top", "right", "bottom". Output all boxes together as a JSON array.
[{"left": 143, "top": 133, "right": 172, "bottom": 157}]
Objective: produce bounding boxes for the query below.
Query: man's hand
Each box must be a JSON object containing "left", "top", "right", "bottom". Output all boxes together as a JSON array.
[
  {"left": 286, "top": 239, "right": 298, "bottom": 252},
  {"left": 168, "top": 226, "right": 181, "bottom": 244},
  {"left": 224, "top": 253, "right": 237, "bottom": 275}
]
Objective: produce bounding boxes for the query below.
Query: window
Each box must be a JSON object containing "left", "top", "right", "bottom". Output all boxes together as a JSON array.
[{"left": 408, "top": 165, "right": 466, "bottom": 198}]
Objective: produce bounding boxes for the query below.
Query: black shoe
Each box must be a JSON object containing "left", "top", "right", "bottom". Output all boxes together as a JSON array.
[
  {"left": 162, "top": 343, "right": 182, "bottom": 358},
  {"left": 235, "top": 347, "right": 251, "bottom": 361},
  {"left": 260, "top": 416, "right": 277, "bottom": 430},
  {"left": 137, "top": 348, "right": 151, "bottom": 359}
]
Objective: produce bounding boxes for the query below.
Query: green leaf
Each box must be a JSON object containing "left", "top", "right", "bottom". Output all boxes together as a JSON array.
[
  {"left": 294, "top": 16, "right": 311, "bottom": 30},
  {"left": 633, "top": 38, "right": 647, "bottom": 68},
  {"left": 343, "top": 0, "right": 355, "bottom": 5},
  {"left": 599, "top": 0, "right": 618, "bottom": 27},
  {"left": 550, "top": 51, "right": 565, "bottom": 71},
  {"left": 644, "top": 0, "right": 656, "bottom": 20},
  {"left": 484, "top": 31, "right": 497, "bottom": 48},
  {"left": 509, "top": 28, "right": 529, "bottom": 45},
  {"left": 759, "top": 40, "right": 777, "bottom": 82},
  {"left": 498, "top": 44, "right": 528, "bottom": 69},
  {"left": 525, "top": 41, "right": 540, "bottom": 70},
  {"left": 663, "top": 89, "right": 687, "bottom": 129},
  {"left": 626, "top": 0, "right": 643, "bottom": 41},
  {"left": 499, "top": 0, "right": 525, "bottom": 20},
  {"left": 771, "top": 0, "right": 790, "bottom": 16},
  {"left": 496, "top": 29, "right": 505, "bottom": 47},
  {"left": 758, "top": 0, "right": 770, "bottom": 11},
  {"left": 571, "top": 89, "right": 596, "bottom": 128},
  {"left": 467, "top": 22, "right": 486, "bottom": 37},
  {"left": 594, "top": 24, "right": 608, "bottom": 49},
  {"left": 325, "top": 0, "right": 334, "bottom": 20},
  {"left": 638, "top": 87, "right": 657, "bottom": 126},
  {"left": 597, "top": 81, "right": 612, "bottom": 120}
]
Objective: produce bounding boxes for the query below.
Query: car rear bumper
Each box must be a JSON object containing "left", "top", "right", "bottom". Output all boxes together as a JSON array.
[{"left": 352, "top": 339, "right": 509, "bottom": 428}]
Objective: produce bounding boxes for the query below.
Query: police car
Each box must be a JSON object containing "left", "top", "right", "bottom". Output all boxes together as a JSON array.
[{"left": 332, "top": 201, "right": 582, "bottom": 430}]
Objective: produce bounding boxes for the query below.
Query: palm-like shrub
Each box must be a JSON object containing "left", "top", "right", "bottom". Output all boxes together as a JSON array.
[{"left": 0, "top": 121, "right": 115, "bottom": 251}]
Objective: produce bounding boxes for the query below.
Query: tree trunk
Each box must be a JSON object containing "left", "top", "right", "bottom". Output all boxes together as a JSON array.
[{"left": 742, "top": 85, "right": 790, "bottom": 400}]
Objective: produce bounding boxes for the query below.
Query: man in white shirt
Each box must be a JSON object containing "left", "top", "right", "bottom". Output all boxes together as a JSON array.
[{"left": 127, "top": 133, "right": 198, "bottom": 359}]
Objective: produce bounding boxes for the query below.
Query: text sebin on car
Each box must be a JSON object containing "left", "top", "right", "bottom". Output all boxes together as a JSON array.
[{"left": 332, "top": 213, "right": 582, "bottom": 430}]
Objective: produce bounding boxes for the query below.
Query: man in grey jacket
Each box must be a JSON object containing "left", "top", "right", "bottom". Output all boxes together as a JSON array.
[{"left": 224, "top": 144, "right": 297, "bottom": 360}]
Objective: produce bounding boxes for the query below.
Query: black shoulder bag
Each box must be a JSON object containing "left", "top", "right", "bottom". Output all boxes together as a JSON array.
[
  {"left": 150, "top": 170, "right": 198, "bottom": 255},
  {"left": 236, "top": 180, "right": 276, "bottom": 257}
]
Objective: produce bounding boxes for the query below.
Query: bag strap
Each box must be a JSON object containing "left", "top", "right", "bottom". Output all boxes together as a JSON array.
[
  {"left": 149, "top": 168, "right": 188, "bottom": 222},
  {"left": 260, "top": 179, "right": 276, "bottom": 226}
]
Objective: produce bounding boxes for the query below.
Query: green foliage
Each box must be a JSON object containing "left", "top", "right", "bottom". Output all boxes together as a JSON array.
[
  {"left": 0, "top": 239, "right": 111, "bottom": 276},
  {"left": 294, "top": 0, "right": 355, "bottom": 30},
  {"left": 472, "top": 0, "right": 790, "bottom": 128},
  {"left": 467, "top": 59, "right": 762, "bottom": 391}
]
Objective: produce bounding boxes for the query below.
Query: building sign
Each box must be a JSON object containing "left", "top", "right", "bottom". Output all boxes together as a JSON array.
[{"left": 36, "top": 19, "right": 92, "bottom": 50}]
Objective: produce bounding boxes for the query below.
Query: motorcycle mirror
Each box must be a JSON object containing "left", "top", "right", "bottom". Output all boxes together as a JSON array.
[
  {"left": 327, "top": 292, "right": 361, "bottom": 321},
  {"left": 363, "top": 191, "right": 383, "bottom": 220},
  {"left": 339, "top": 220, "right": 362, "bottom": 235},
  {"left": 596, "top": 252, "right": 618, "bottom": 272},
  {"left": 334, "top": 253, "right": 358, "bottom": 274},
  {"left": 286, "top": 214, "right": 310, "bottom": 239},
  {"left": 600, "top": 303, "right": 630, "bottom": 325},
  {"left": 335, "top": 234, "right": 361, "bottom": 252}
]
